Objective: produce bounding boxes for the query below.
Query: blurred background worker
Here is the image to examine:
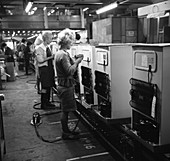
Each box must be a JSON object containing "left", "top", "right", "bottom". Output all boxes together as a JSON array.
[
  {"left": 17, "top": 38, "right": 27, "bottom": 71},
  {"left": 34, "top": 34, "right": 43, "bottom": 94},
  {"left": 0, "top": 42, "right": 15, "bottom": 63},
  {"left": 23, "top": 41, "right": 33, "bottom": 75},
  {"left": 54, "top": 28, "right": 84, "bottom": 140},
  {"left": 35, "top": 31, "right": 56, "bottom": 109},
  {"left": 0, "top": 42, "right": 15, "bottom": 81}
]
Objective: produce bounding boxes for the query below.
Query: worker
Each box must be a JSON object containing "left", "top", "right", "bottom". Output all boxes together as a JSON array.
[
  {"left": 35, "top": 31, "right": 56, "bottom": 109},
  {"left": 17, "top": 38, "right": 27, "bottom": 71},
  {"left": 24, "top": 41, "right": 33, "bottom": 75},
  {"left": 34, "top": 34, "right": 43, "bottom": 94},
  {"left": 54, "top": 28, "right": 84, "bottom": 140}
]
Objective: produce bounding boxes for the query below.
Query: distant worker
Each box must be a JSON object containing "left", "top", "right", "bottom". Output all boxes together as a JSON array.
[
  {"left": 0, "top": 42, "right": 15, "bottom": 81},
  {"left": 18, "top": 38, "right": 27, "bottom": 71},
  {"left": 24, "top": 41, "right": 33, "bottom": 75},
  {"left": 0, "top": 42, "right": 15, "bottom": 64},
  {"left": 34, "top": 34, "right": 43, "bottom": 94}
]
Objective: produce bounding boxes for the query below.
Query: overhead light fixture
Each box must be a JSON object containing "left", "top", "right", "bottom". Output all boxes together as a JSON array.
[
  {"left": 28, "top": 6, "right": 38, "bottom": 15},
  {"left": 32, "top": 7, "right": 37, "bottom": 11},
  {"left": 96, "top": 1, "right": 118, "bottom": 14},
  {"left": 51, "top": 9, "right": 55, "bottom": 14},
  {"left": 25, "top": 1, "right": 33, "bottom": 13},
  {"left": 28, "top": 10, "right": 34, "bottom": 15},
  {"left": 47, "top": 12, "right": 51, "bottom": 16},
  {"left": 83, "top": 7, "right": 89, "bottom": 12},
  {"left": 27, "top": 34, "right": 37, "bottom": 40}
]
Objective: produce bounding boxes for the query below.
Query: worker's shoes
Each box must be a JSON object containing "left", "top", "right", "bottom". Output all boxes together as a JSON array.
[{"left": 62, "top": 132, "right": 80, "bottom": 140}]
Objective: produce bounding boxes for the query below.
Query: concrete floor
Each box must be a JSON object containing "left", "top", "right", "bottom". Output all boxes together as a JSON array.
[{"left": 0, "top": 71, "right": 114, "bottom": 161}]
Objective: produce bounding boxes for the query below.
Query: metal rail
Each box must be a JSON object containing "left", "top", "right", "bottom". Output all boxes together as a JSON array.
[{"left": 75, "top": 101, "right": 170, "bottom": 161}]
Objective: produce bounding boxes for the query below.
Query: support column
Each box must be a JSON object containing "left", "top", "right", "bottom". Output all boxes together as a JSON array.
[
  {"left": 80, "top": 8, "right": 85, "bottom": 28},
  {"left": 0, "top": 18, "right": 3, "bottom": 43},
  {"left": 43, "top": 7, "right": 48, "bottom": 29}
]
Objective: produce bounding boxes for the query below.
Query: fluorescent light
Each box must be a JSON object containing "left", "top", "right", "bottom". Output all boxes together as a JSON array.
[
  {"left": 32, "top": 7, "right": 37, "bottom": 11},
  {"left": 27, "top": 34, "right": 38, "bottom": 40},
  {"left": 28, "top": 10, "right": 34, "bottom": 15},
  {"left": 25, "top": 1, "right": 33, "bottom": 13},
  {"left": 96, "top": 2, "right": 118, "bottom": 14},
  {"left": 83, "top": 7, "right": 89, "bottom": 12},
  {"left": 51, "top": 9, "right": 55, "bottom": 14}
]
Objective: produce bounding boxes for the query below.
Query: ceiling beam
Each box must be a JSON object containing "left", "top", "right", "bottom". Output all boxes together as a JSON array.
[
  {"left": 124, "top": 2, "right": 153, "bottom": 5},
  {"left": 34, "top": 0, "right": 103, "bottom": 4}
]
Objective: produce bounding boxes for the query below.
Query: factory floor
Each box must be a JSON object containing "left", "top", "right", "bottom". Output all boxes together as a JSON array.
[{"left": 0, "top": 70, "right": 114, "bottom": 161}]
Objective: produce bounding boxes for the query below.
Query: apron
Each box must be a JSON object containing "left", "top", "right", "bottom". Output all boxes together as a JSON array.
[{"left": 39, "top": 47, "right": 55, "bottom": 88}]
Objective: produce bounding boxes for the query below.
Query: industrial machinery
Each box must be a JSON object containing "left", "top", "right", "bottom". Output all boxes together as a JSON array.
[
  {"left": 129, "top": 43, "right": 170, "bottom": 153},
  {"left": 69, "top": 45, "right": 84, "bottom": 99},
  {"left": 77, "top": 44, "right": 97, "bottom": 108},
  {"left": 93, "top": 43, "right": 132, "bottom": 122},
  {"left": 74, "top": 43, "right": 170, "bottom": 161}
]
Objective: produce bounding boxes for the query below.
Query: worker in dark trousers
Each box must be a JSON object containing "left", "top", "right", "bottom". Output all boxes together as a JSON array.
[
  {"left": 18, "top": 38, "right": 27, "bottom": 71},
  {"left": 23, "top": 41, "right": 32, "bottom": 75},
  {"left": 35, "top": 31, "right": 55, "bottom": 109}
]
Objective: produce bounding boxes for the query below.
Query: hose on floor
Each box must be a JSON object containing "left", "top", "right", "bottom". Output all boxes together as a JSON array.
[
  {"left": 31, "top": 111, "right": 80, "bottom": 143},
  {"left": 31, "top": 87, "right": 81, "bottom": 143},
  {"left": 32, "top": 111, "right": 62, "bottom": 143}
]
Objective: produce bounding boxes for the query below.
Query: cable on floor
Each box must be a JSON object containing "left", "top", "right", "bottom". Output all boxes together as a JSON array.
[
  {"left": 31, "top": 87, "right": 81, "bottom": 143},
  {"left": 32, "top": 111, "right": 63, "bottom": 143},
  {"left": 31, "top": 110, "right": 80, "bottom": 143}
]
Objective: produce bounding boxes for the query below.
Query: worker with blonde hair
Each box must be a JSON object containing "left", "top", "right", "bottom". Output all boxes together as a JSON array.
[{"left": 54, "top": 28, "right": 84, "bottom": 139}]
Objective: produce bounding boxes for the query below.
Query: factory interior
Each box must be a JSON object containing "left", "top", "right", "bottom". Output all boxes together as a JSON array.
[{"left": 0, "top": 0, "right": 170, "bottom": 161}]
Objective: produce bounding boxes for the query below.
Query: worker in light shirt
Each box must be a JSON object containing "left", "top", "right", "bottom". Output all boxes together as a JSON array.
[{"left": 35, "top": 31, "right": 55, "bottom": 109}]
